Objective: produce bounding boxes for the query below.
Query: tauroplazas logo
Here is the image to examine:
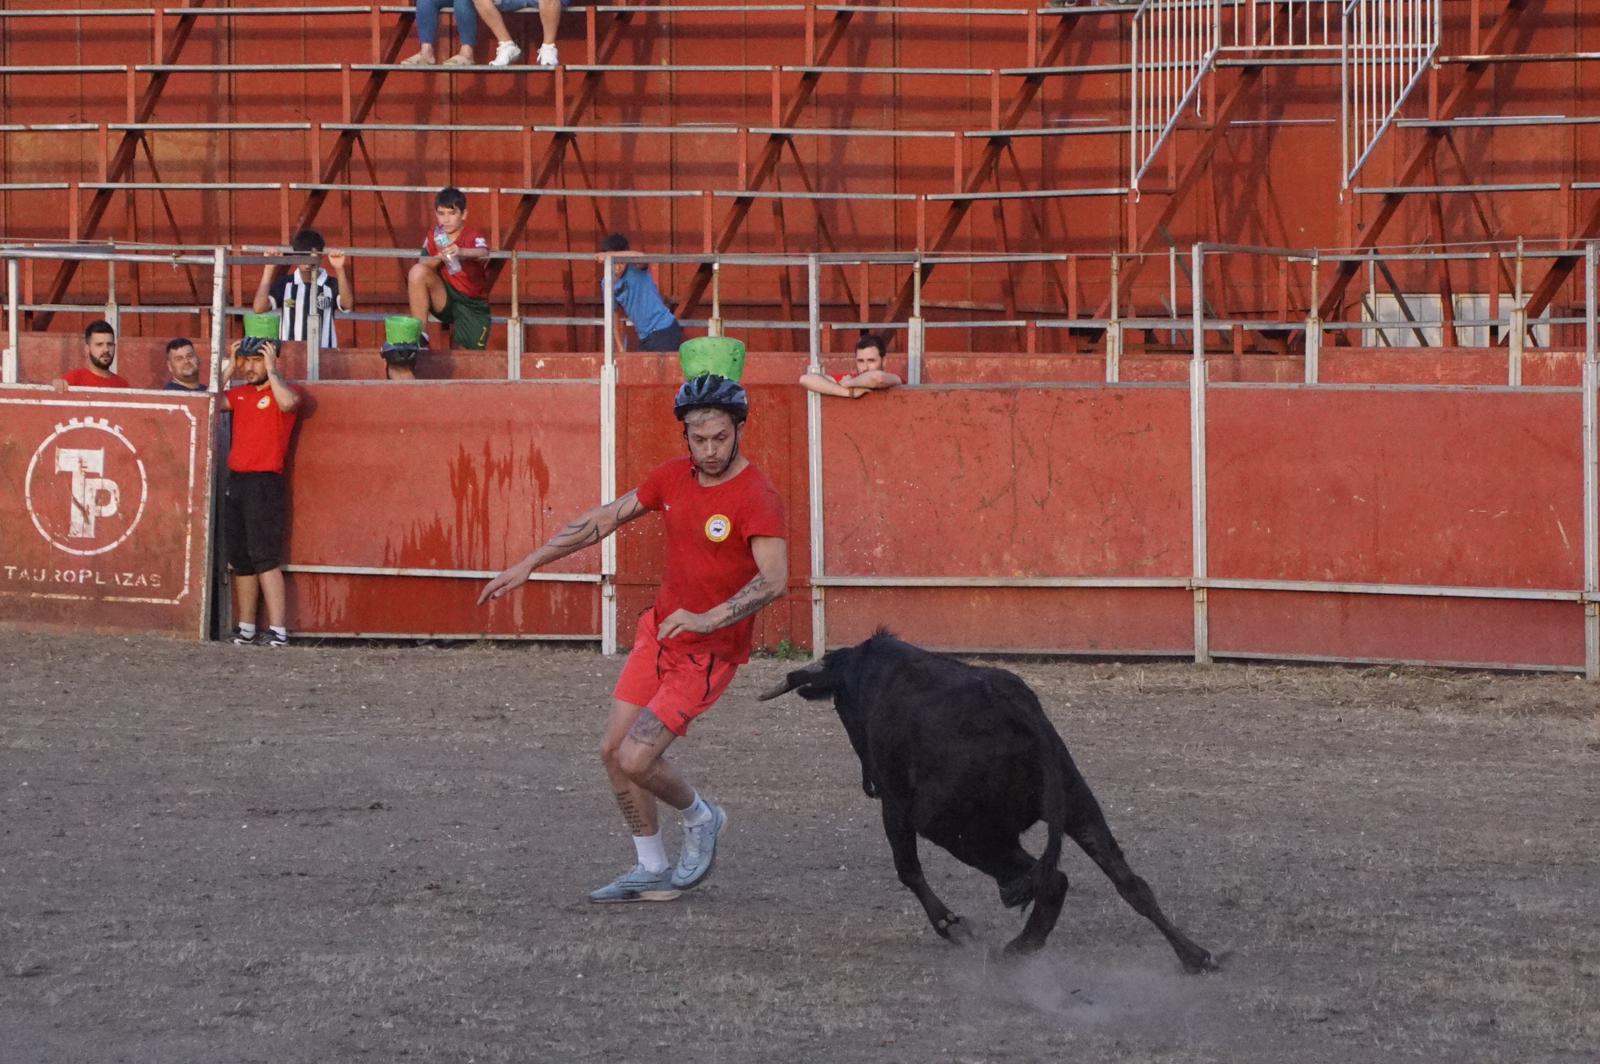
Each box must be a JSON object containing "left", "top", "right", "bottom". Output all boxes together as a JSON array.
[{"left": 24, "top": 416, "right": 149, "bottom": 557}]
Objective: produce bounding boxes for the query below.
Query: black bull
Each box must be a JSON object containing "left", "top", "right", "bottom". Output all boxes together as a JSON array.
[{"left": 759, "top": 633, "right": 1218, "bottom": 972}]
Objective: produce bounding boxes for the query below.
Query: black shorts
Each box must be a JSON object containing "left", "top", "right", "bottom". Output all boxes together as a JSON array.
[
  {"left": 639, "top": 320, "right": 684, "bottom": 353},
  {"left": 224, "top": 471, "right": 287, "bottom": 576}
]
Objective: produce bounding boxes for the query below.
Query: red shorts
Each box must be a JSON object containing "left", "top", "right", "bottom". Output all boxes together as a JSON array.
[{"left": 612, "top": 608, "right": 739, "bottom": 736}]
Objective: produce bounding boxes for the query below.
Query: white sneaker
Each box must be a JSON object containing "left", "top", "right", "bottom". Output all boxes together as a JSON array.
[
  {"left": 671, "top": 802, "right": 727, "bottom": 891},
  {"left": 536, "top": 43, "right": 560, "bottom": 68},
  {"left": 490, "top": 40, "right": 523, "bottom": 67}
]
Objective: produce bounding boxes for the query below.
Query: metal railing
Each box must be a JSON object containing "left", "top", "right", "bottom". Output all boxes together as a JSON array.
[
  {"left": 1130, "top": 0, "right": 1220, "bottom": 192},
  {"left": 5, "top": 238, "right": 1598, "bottom": 377},
  {"left": 1341, "top": 0, "right": 1440, "bottom": 187},
  {"left": 1132, "top": 0, "right": 1436, "bottom": 192}
]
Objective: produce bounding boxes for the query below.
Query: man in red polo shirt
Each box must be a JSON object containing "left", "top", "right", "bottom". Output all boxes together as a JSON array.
[
  {"left": 52, "top": 320, "right": 131, "bottom": 390},
  {"left": 223, "top": 324, "right": 302, "bottom": 648},
  {"left": 478, "top": 374, "right": 788, "bottom": 904}
]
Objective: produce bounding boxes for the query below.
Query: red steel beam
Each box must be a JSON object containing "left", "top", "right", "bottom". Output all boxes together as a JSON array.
[
  {"left": 879, "top": 15, "right": 1083, "bottom": 331},
  {"left": 1522, "top": 211, "right": 1600, "bottom": 325},
  {"left": 672, "top": 10, "right": 858, "bottom": 320},
  {"left": 487, "top": 10, "right": 639, "bottom": 286},
  {"left": 1090, "top": 65, "right": 1262, "bottom": 321},
  {"left": 33, "top": 1, "right": 214, "bottom": 329},
  {"left": 291, "top": 13, "right": 417, "bottom": 237}
]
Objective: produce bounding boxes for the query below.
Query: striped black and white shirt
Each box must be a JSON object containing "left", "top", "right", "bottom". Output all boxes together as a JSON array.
[{"left": 268, "top": 268, "right": 342, "bottom": 349}]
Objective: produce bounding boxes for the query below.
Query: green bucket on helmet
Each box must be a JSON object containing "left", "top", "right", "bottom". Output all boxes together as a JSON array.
[
  {"left": 243, "top": 312, "right": 280, "bottom": 340},
  {"left": 385, "top": 315, "right": 423, "bottom": 346},
  {"left": 678, "top": 336, "right": 746, "bottom": 382}
]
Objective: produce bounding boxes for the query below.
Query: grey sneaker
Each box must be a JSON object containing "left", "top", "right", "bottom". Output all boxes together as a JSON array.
[
  {"left": 671, "top": 803, "right": 727, "bottom": 890},
  {"left": 588, "top": 864, "right": 680, "bottom": 904}
]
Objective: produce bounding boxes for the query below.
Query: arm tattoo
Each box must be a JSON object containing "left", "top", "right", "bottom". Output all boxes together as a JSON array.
[
  {"left": 546, "top": 515, "right": 603, "bottom": 552},
  {"left": 627, "top": 711, "right": 667, "bottom": 743},
  {"left": 612, "top": 790, "right": 651, "bottom": 834},
  {"left": 612, "top": 489, "right": 645, "bottom": 523},
  {"left": 539, "top": 491, "right": 643, "bottom": 556},
  {"left": 719, "top": 573, "right": 777, "bottom": 626}
]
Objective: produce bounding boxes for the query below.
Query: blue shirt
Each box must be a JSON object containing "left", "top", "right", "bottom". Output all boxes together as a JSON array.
[{"left": 612, "top": 265, "right": 676, "bottom": 341}]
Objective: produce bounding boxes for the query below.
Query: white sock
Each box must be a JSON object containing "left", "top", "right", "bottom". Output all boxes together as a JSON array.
[
  {"left": 269, "top": 626, "right": 288, "bottom": 639},
  {"left": 237, "top": 622, "right": 257, "bottom": 638},
  {"left": 681, "top": 793, "right": 713, "bottom": 827},
  {"left": 633, "top": 831, "right": 668, "bottom": 873}
]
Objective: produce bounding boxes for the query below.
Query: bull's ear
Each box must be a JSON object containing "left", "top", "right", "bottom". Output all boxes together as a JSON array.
[{"left": 757, "top": 661, "right": 831, "bottom": 701}]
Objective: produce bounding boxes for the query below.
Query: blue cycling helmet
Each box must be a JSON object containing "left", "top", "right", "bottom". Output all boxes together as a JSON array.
[{"left": 674, "top": 373, "right": 748, "bottom": 424}]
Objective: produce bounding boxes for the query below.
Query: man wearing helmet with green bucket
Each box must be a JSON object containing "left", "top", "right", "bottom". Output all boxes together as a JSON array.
[{"left": 479, "top": 342, "right": 787, "bottom": 903}]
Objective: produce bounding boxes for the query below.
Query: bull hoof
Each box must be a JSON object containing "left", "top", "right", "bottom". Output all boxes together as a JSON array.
[
  {"left": 934, "top": 913, "right": 973, "bottom": 944},
  {"left": 1001, "top": 935, "right": 1046, "bottom": 958},
  {"left": 1182, "top": 949, "right": 1223, "bottom": 975}
]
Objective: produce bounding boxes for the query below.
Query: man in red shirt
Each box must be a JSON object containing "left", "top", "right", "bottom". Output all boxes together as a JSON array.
[
  {"left": 798, "top": 331, "right": 902, "bottom": 398},
  {"left": 479, "top": 374, "right": 788, "bottom": 903},
  {"left": 223, "top": 325, "right": 303, "bottom": 648},
  {"left": 407, "top": 186, "right": 492, "bottom": 351},
  {"left": 52, "top": 320, "right": 131, "bottom": 390}
]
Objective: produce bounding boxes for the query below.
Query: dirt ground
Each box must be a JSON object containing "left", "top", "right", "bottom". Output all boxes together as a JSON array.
[{"left": 1, "top": 633, "right": 1597, "bottom": 1064}]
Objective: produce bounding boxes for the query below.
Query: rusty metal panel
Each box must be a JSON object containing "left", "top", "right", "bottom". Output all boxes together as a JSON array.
[
  {"left": 283, "top": 381, "right": 603, "bottom": 637},
  {"left": 821, "top": 384, "right": 1193, "bottom": 580},
  {"left": 1208, "top": 387, "right": 1585, "bottom": 590},
  {"left": 1209, "top": 590, "right": 1584, "bottom": 671},
  {"left": 0, "top": 387, "right": 215, "bottom": 639}
]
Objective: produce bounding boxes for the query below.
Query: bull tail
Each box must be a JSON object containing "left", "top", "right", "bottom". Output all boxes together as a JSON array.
[{"left": 1000, "top": 690, "right": 1068, "bottom": 910}]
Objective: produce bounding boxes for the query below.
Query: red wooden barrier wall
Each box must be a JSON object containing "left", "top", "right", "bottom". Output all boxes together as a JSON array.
[
  {"left": 0, "top": 370, "right": 1591, "bottom": 672},
  {"left": 282, "top": 380, "right": 604, "bottom": 638},
  {"left": 1205, "top": 386, "right": 1588, "bottom": 669},
  {"left": 818, "top": 384, "right": 1194, "bottom": 653}
]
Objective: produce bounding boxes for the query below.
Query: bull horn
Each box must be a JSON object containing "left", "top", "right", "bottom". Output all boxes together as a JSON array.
[{"left": 757, "top": 661, "right": 826, "bottom": 701}]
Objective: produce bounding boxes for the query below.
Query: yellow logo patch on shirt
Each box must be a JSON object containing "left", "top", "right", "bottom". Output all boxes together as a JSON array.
[
  {"left": 705, "top": 514, "right": 732, "bottom": 543},
  {"left": 256, "top": 395, "right": 272, "bottom": 410}
]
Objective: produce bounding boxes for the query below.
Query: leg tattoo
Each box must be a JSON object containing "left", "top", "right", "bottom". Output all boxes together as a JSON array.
[
  {"left": 627, "top": 712, "right": 667, "bottom": 743},
  {"left": 613, "top": 790, "right": 651, "bottom": 835}
]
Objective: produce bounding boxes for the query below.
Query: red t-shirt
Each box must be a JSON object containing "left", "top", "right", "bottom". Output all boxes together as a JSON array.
[
  {"left": 226, "top": 382, "right": 301, "bottom": 473},
  {"left": 62, "top": 367, "right": 131, "bottom": 388},
  {"left": 635, "top": 456, "right": 787, "bottom": 663},
  {"left": 422, "top": 224, "right": 491, "bottom": 300}
]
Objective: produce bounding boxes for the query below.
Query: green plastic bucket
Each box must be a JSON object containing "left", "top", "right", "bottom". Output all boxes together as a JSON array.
[
  {"left": 678, "top": 335, "right": 746, "bottom": 382},
  {"left": 385, "top": 315, "right": 423, "bottom": 345}
]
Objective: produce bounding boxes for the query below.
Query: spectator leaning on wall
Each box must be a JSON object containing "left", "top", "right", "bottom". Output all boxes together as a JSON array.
[
  {"left": 798, "top": 332, "right": 902, "bottom": 398},
  {"left": 222, "top": 313, "right": 303, "bottom": 649},
  {"left": 52, "top": 320, "right": 130, "bottom": 391},
  {"left": 162, "top": 337, "right": 205, "bottom": 392},
  {"left": 604, "top": 233, "right": 684, "bottom": 354}
]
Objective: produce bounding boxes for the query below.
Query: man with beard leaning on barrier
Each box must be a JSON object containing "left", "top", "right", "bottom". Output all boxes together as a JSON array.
[{"left": 478, "top": 374, "right": 788, "bottom": 903}]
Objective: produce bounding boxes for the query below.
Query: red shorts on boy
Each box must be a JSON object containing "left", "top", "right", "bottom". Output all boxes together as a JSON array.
[{"left": 613, "top": 608, "right": 739, "bottom": 736}]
